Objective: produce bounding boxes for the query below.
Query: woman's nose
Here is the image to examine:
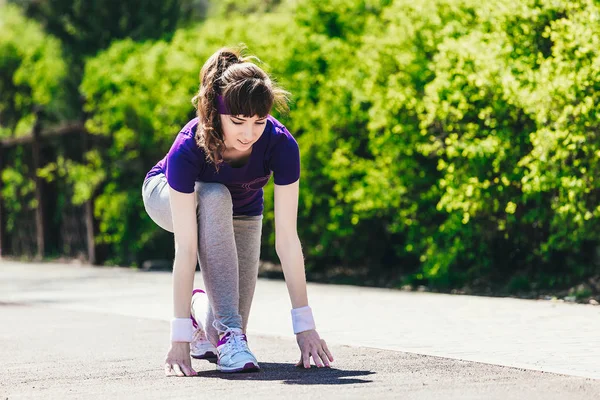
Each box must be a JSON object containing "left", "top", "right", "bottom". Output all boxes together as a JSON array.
[{"left": 242, "top": 128, "right": 253, "bottom": 140}]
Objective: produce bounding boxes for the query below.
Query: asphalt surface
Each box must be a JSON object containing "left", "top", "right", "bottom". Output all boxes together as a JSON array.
[{"left": 1, "top": 261, "right": 599, "bottom": 399}]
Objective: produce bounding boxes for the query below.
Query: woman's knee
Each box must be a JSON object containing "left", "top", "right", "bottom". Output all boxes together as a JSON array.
[{"left": 195, "top": 182, "right": 233, "bottom": 212}]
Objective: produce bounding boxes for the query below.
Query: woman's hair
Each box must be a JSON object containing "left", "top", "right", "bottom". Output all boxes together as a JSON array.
[{"left": 192, "top": 46, "right": 290, "bottom": 167}]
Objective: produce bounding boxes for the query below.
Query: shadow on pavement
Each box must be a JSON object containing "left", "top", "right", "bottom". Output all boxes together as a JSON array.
[{"left": 194, "top": 362, "right": 375, "bottom": 385}]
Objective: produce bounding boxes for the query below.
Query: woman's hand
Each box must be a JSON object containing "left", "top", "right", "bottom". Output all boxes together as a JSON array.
[
  {"left": 164, "top": 342, "right": 197, "bottom": 376},
  {"left": 295, "top": 329, "right": 334, "bottom": 368}
]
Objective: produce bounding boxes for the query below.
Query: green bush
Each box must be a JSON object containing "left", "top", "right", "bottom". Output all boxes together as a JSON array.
[
  {"left": 6, "top": 0, "right": 600, "bottom": 292},
  {"left": 80, "top": 37, "right": 200, "bottom": 263},
  {"left": 0, "top": 5, "right": 67, "bottom": 253},
  {"left": 344, "top": 0, "right": 600, "bottom": 287},
  {"left": 0, "top": 4, "right": 66, "bottom": 136}
]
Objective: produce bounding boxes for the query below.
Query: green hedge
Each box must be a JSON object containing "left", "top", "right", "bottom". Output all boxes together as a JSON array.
[
  {"left": 0, "top": 4, "right": 66, "bottom": 137},
  {"left": 0, "top": 5, "right": 67, "bottom": 237},
  {"left": 5, "top": 0, "right": 600, "bottom": 291},
  {"left": 345, "top": 0, "right": 600, "bottom": 287}
]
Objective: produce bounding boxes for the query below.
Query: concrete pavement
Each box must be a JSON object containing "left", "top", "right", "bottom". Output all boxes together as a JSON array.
[{"left": 1, "top": 261, "right": 599, "bottom": 399}]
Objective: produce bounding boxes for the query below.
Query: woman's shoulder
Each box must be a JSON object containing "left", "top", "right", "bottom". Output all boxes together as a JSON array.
[
  {"left": 179, "top": 117, "right": 201, "bottom": 138},
  {"left": 265, "top": 115, "right": 298, "bottom": 148},
  {"left": 173, "top": 118, "right": 202, "bottom": 145},
  {"left": 265, "top": 116, "right": 300, "bottom": 183},
  {"left": 168, "top": 117, "right": 205, "bottom": 159},
  {"left": 263, "top": 116, "right": 298, "bottom": 162}
]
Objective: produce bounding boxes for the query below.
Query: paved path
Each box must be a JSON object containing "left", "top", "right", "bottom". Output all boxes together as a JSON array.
[{"left": 1, "top": 261, "right": 599, "bottom": 399}]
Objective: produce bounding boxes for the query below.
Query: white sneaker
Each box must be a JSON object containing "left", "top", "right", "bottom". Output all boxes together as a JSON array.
[
  {"left": 190, "top": 289, "right": 217, "bottom": 359},
  {"left": 216, "top": 327, "right": 260, "bottom": 373},
  {"left": 190, "top": 325, "right": 217, "bottom": 359}
]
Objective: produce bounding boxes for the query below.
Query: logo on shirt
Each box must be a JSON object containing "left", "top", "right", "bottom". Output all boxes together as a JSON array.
[{"left": 242, "top": 174, "right": 272, "bottom": 191}]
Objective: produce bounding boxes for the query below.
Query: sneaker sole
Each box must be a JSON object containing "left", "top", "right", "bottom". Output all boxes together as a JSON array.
[{"left": 217, "top": 362, "right": 260, "bottom": 373}]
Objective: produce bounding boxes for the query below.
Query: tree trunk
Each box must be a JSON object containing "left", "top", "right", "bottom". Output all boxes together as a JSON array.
[
  {"left": 32, "top": 109, "right": 45, "bottom": 260},
  {"left": 80, "top": 98, "right": 96, "bottom": 265}
]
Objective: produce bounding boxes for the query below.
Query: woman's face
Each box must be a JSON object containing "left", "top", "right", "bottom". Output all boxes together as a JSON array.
[{"left": 220, "top": 114, "right": 267, "bottom": 153}]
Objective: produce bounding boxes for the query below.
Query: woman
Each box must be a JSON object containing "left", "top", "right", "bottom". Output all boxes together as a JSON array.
[{"left": 141, "top": 47, "right": 334, "bottom": 376}]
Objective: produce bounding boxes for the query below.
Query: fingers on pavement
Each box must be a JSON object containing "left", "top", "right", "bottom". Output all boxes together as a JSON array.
[
  {"left": 322, "top": 339, "right": 334, "bottom": 362},
  {"left": 172, "top": 363, "right": 185, "bottom": 377},
  {"left": 165, "top": 362, "right": 197, "bottom": 377}
]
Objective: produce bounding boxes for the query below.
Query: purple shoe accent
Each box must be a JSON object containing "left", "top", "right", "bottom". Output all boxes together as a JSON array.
[
  {"left": 192, "top": 288, "right": 206, "bottom": 296},
  {"left": 242, "top": 362, "right": 260, "bottom": 371},
  {"left": 217, "top": 361, "right": 260, "bottom": 373},
  {"left": 217, "top": 331, "right": 248, "bottom": 347},
  {"left": 217, "top": 332, "right": 231, "bottom": 347},
  {"left": 217, "top": 332, "right": 248, "bottom": 346},
  {"left": 190, "top": 313, "right": 198, "bottom": 329}
]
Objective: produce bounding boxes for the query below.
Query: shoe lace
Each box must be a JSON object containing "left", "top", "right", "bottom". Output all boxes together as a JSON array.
[{"left": 212, "top": 320, "right": 248, "bottom": 355}]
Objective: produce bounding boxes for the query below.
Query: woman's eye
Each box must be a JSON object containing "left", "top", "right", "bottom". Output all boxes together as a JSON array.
[
  {"left": 256, "top": 122, "right": 266, "bottom": 125},
  {"left": 231, "top": 120, "right": 242, "bottom": 125}
]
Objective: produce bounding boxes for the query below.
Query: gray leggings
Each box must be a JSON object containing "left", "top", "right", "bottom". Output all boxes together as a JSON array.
[{"left": 142, "top": 173, "right": 262, "bottom": 344}]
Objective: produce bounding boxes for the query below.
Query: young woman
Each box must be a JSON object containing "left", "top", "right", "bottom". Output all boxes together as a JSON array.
[{"left": 141, "top": 47, "right": 334, "bottom": 376}]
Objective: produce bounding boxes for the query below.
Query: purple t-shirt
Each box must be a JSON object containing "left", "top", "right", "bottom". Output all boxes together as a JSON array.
[{"left": 144, "top": 115, "right": 300, "bottom": 216}]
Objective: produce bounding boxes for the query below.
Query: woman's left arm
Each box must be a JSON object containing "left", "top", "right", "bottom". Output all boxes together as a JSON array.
[{"left": 274, "top": 180, "right": 334, "bottom": 368}]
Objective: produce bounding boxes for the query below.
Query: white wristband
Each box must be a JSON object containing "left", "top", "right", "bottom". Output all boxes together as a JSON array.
[
  {"left": 170, "top": 318, "right": 193, "bottom": 342},
  {"left": 291, "top": 306, "right": 316, "bottom": 334}
]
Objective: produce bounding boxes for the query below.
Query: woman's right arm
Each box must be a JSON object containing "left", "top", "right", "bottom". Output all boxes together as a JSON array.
[
  {"left": 164, "top": 186, "right": 198, "bottom": 377},
  {"left": 169, "top": 187, "right": 198, "bottom": 319}
]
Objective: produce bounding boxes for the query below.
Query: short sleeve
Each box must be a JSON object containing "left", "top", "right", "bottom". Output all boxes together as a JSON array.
[
  {"left": 270, "top": 131, "right": 301, "bottom": 186},
  {"left": 164, "top": 129, "right": 204, "bottom": 193}
]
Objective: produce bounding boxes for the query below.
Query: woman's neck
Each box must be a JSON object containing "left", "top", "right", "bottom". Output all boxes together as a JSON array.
[{"left": 222, "top": 147, "right": 252, "bottom": 162}]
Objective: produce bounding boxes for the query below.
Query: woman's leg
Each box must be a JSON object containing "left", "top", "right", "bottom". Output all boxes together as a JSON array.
[
  {"left": 200, "top": 208, "right": 263, "bottom": 372},
  {"left": 141, "top": 174, "right": 174, "bottom": 233},
  {"left": 202, "top": 215, "right": 262, "bottom": 344},
  {"left": 233, "top": 215, "right": 263, "bottom": 333},
  {"left": 194, "top": 182, "right": 244, "bottom": 343}
]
